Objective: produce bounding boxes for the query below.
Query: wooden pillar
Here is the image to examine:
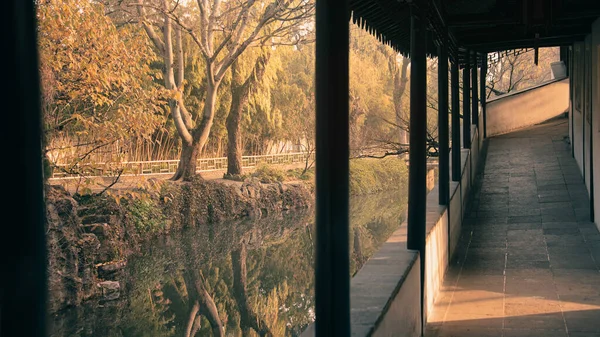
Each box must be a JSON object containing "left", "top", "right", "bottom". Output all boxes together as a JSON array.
[
  {"left": 407, "top": 8, "right": 427, "bottom": 333},
  {"left": 2, "top": 1, "right": 47, "bottom": 336},
  {"left": 560, "top": 46, "right": 569, "bottom": 76},
  {"left": 481, "top": 54, "right": 488, "bottom": 138},
  {"left": 314, "top": 0, "right": 350, "bottom": 334},
  {"left": 471, "top": 51, "right": 479, "bottom": 128},
  {"left": 451, "top": 58, "right": 461, "bottom": 182},
  {"left": 570, "top": 45, "right": 575, "bottom": 157},
  {"left": 438, "top": 41, "right": 449, "bottom": 205},
  {"left": 463, "top": 52, "right": 471, "bottom": 148}
]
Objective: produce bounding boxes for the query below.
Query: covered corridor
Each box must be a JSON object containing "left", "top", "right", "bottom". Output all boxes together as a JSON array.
[
  {"left": 6, "top": 0, "right": 600, "bottom": 335},
  {"left": 426, "top": 118, "right": 600, "bottom": 337}
]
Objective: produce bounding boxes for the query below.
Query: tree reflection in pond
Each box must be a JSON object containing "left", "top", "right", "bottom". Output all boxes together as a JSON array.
[{"left": 49, "top": 190, "right": 407, "bottom": 337}]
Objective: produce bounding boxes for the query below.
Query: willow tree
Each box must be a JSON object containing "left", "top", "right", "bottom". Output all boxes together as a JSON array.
[
  {"left": 388, "top": 54, "right": 410, "bottom": 145},
  {"left": 225, "top": 6, "right": 313, "bottom": 176},
  {"left": 346, "top": 24, "right": 440, "bottom": 159},
  {"left": 347, "top": 25, "right": 396, "bottom": 157},
  {"left": 133, "top": 0, "right": 313, "bottom": 180},
  {"left": 226, "top": 52, "right": 271, "bottom": 176},
  {"left": 270, "top": 45, "right": 315, "bottom": 174}
]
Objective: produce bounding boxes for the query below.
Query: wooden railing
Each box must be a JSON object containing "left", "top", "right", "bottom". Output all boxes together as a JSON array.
[{"left": 49, "top": 152, "right": 314, "bottom": 179}]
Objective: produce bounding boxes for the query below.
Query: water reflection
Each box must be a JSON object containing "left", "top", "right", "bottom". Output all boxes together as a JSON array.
[{"left": 49, "top": 190, "right": 407, "bottom": 336}]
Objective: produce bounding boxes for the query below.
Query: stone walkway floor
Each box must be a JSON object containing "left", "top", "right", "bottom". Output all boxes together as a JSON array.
[{"left": 426, "top": 118, "right": 600, "bottom": 337}]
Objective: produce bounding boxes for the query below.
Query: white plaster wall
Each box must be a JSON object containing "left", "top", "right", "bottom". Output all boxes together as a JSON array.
[
  {"left": 574, "top": 105, "right": 584, "bottom": 177},
  {"left": 570, "top": 90, "right": 573, "bottom": 154},
  {"left": 371, "top": 256, "right": 421, "bottom": 337},
  {"left": 593, "top": 19, "right": 600, "bottom": 228},
  {"left": 585, "top": 35, "right": 593, "bottom": 194},
  {"left": 569, "top": 49, "right": 574, "bottom": 157},
  {"left": 486, "top": 79, "right": 569, "bottom": 137},
  {"left": 448, "top": 182, "right": 462, "bottom": 258},
  {"left": 424, "top": 128, "right": 485, "bottom": 324},
  {"left": 585, "top": 115, "right": 592, "bottom": 194},
  {"left": 302, "top": 123, "right": 486, "bottom": 337},
  {"left": 573, "top": 41, "right": 585, "bottom": 177},
  {"left": 470, "top": 128, "right": 480, "bottom": 186},
  {"left": 424, "top": 206, "right": 449, "bottom": 323},
  {"left": 461, "top": 151, "right": 471, "bottom": 213}
]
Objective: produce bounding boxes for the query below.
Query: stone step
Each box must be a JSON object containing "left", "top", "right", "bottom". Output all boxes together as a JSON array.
[
  {"left": 80, "top": 214, "right": 114, "bottom": 225},
  {"left": 77, "top": 205, "right": 99, "bottom": 217},
  {"left": 96, "top": 280, "right": 120, "bottom": 301},
  {"left": 77, "top": 233, "right": 101, "bottom": 250},
  {"left": 81, "top": 223, "right": 108, "bottom": 239},
  {"left": 96, "top": 260, "right": 126, "bottom": 279}
]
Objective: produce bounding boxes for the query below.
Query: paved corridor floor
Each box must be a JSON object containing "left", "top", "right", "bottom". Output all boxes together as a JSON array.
[{"left": 426, "top": 118, "right": 600, "bottom": 337}]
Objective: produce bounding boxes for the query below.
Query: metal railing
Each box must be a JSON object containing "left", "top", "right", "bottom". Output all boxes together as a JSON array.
[{"left": 50, "top": 152, "right": 314, "bottom": 179}]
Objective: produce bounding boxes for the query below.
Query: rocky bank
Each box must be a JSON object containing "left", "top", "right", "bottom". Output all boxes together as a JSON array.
[{"left": 46, "top": 176, "right": 313, "bottom": 314}]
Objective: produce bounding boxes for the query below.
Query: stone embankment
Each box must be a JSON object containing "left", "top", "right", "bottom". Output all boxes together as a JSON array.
[{"left": 46, "top": 177, "right": 313, "bottom": 314}]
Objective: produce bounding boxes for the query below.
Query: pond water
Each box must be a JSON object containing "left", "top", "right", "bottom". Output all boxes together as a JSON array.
[{"left": 48, "top": 190, "right": 407, "bottom": 337}]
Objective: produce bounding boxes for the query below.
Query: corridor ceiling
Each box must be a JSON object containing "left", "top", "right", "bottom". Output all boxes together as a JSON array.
[{"left": 349, "top": 0, "right": 600, "bottom": 64}]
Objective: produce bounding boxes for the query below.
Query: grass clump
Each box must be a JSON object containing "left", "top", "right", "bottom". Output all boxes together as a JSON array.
[
  {"left": 224, "top": 157, "right": 406, "bottom": 195},
  {"left": 349, "top": 157, "right": 408, "bottom": 195},
  {"left": 250, "top": 164, "right": 286, "bottom": 183},
  {"left": 222, "top": 173, "right": 248, "bottom": 181},
  {"left": 223, "top": 164, "right": 294, "bottom": 183},
  {"left": 285, "top": 167, "right": 315, "bottom": 181},
  {"left": 122, "top": 197, "right": 166, "bottom": 234}
]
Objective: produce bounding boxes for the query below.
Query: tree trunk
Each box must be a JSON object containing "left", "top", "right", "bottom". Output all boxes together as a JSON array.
[
  {"left": 190, "top": 315, "right": 201, "bottom": 337},
  {"left": 231, "top": 243, "right": 273, "bottom": 336},
  {"left": 185, "top": 301, "right": 200, "bottom": 337},
  {"left": 172, "top": 79, "right": 221, "bottom": 181},
  {"left": 182, "top": 270, "right": 225, "bottom": 337},
  {"left": 226, "top": 54, "right": 270, "bottom": 176},
  {"left": 226, "top": 61, "right": 247, "bottom": 176},
  {"left": 394, "top": 57, "right": 411, "bottom": 145},
  {"left": 196, "top": 281, "right": 225, "bottom": 337},
  {"left": 226, "top": 107, "right": 244, "bottom": 176},
  {"left": 171, "top": 140, "right": 200, "bottom": 181}
]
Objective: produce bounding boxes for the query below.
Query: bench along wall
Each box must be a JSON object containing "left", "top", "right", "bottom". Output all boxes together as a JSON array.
[{"left": 301, "top": 125, "right": 485, "bottom": 337}]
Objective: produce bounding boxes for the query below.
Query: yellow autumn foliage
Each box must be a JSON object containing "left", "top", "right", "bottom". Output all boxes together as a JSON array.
[{"left": 38, "top": 0, "right": 166, "bottom": 171}]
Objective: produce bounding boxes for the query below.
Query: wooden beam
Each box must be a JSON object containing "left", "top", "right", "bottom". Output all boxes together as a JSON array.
[
  {"left": 447, "top": 14, "right": 518, "bottom": 28},
  {"left": 454, "top": 24, "right": 591, "bottom": 41},
  {"left": 465, "top": 35, "right": 586, "bottom": 52}
]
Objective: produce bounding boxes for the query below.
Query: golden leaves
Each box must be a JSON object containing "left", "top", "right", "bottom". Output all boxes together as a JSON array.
[{"left": 38, "top": 0, "right": 167, "bottom": 174}]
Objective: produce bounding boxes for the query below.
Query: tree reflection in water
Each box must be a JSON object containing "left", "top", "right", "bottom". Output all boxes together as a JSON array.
[{"left": 49, "top": 190, "right": 407, "bottom": 337}]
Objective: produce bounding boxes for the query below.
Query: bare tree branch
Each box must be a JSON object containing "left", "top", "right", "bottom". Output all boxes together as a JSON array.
[
  {"left": 136, "top": 1, "right": 166, "bottom": 53},
  {"left": 96, "top": 169, "right": 124, "bottom": 195},
  {"left": 351, "top": 149, "right": 408, "bottom": 159}
]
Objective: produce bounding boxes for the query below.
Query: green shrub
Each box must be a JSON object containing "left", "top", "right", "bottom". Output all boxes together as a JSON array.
[
  {"left": 251, "top": 164, "right": 286, "bottom": 183},
  {"left": 122, "top": 198, "right": 166, "bottom": 234},
  {"left": 285, "top": 167, "right": 315, "bottom": 181},
  {"left": 349, "top": 157, "right": 408, "bottom": 195},
  {"left": 224, "top": 165, "right": 315, "bottom": 183},
  {"left": 222, "top": 173, "right": 248, "bottom": 181}
]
